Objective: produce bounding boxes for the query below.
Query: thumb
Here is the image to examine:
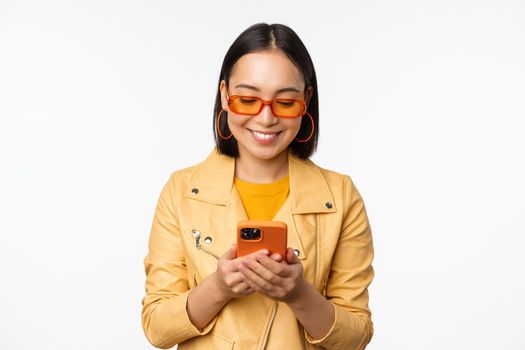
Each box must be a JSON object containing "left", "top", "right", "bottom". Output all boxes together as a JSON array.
[
  {"left": 221, "top": 243, "right": 237, "bottom": 260},
  {"left": 286, "top": 247, "right": 300, "bottom": 264}
]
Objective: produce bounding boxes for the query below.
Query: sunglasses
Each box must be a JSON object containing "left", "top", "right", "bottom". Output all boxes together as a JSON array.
[{"left": 226, "top": 91, "right": 306, "bottom": 118}]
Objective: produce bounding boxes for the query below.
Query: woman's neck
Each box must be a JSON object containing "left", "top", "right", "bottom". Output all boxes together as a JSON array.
[{"left": 235, "top": 148, "right": 289, "bottom": 184}]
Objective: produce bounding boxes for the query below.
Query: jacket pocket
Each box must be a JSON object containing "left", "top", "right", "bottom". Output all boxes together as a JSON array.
[
  {"left": 187, "top": 265, "right": 198, "bottom": 289},
  {"left": 184, "top": 226, "right": 221, "bottom": 287},
  {"left": 187, "top": 226, "right": 220, "bottom": 260},
  {"left": 178, "top": 331, "right": 234, "bottom": 350}
]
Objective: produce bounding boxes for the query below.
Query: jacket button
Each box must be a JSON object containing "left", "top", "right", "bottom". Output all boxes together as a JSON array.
[
  {"left": 293, "top": 249, "right": 301, "bottom": 257},
  {"left": 325, "top": 201, "right": 333, "bottom": 209},
  {"left": 204, "top": 236, "right": 212, "bottom": 245},
  {"left": 191, "top": 188, "right": 199, "bottom": 194}
]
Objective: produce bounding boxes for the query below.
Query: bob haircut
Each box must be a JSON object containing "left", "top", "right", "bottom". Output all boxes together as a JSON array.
[{"left": 213, "top": 23, "right": 319, "bottom": 160}]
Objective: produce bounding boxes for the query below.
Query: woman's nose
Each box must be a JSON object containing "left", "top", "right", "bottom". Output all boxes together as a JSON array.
[{"left": 255, "top": 104, "right": 279, "bottom": 125}]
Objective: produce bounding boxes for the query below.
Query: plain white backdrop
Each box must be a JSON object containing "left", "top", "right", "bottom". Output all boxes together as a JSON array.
[{"left": 1, "top": 0, "right": 524, "bottom": 349}]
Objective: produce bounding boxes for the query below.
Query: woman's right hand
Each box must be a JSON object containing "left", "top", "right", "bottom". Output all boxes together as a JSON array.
[
  {"left": 186, "top": 244, "right": 274, "bottom": 330},
  {"left": 187, "top": 243, "right": 257, "bottom": 330},
  {"left": 214, "top": 244, "right": 262, "bottom": 299}
]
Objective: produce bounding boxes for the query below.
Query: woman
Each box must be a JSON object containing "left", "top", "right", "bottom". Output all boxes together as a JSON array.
[{"left": 141, "top": 23, "right": 375, "bottom": 350}]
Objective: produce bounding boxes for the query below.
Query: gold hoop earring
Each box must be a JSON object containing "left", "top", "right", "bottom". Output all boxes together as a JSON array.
[
  {"left": 216, "top": 108, "right": 233, "bottom": 140},
  {"left": 295, "top": 112, "right": 315, "bottom": 143}
]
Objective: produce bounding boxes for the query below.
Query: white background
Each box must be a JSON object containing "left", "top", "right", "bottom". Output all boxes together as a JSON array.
[{"left": 1, "top": 0, "right": 524, "bottom": 349}]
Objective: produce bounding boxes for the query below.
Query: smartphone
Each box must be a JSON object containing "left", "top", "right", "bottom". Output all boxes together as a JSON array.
[{"left": 237, "top": 220, "right": 288, "bottom": 261}]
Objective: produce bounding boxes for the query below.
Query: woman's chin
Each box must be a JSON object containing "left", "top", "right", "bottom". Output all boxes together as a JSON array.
[{"left": 238, "top": 142, "right": 287, "bottom": 161}]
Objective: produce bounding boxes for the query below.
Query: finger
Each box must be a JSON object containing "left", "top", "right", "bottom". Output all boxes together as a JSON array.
[
  {"left": 242, "top": 249, "right": 270, "bottom": 261},
  {"left": 226, "top": 271, "right": 247, "bottom": 287},
  {"left": 232, "top": 281, "right": 255, "bottom": 294},
  {"left": 232, "top": 271, "right": 248, "bottom": 286},
  {"left": 270, "top": 253, "right": 283, "bottom": 262},
  {"left": 241, "top": 275, "right": 261, "bottom": 292},
  {"left": 239, "top": 263, "right": 274, "bottom": 291},
  {"left": 242, "top": 257, "right": 286, "bottom": 285},
  {"left": 286, "top": 247, "right": 300, "bottom": 264},
  {"left": 253, "top": 253, "right": 288, "bottom": 277},
  {"left": 235, "top": 250, "right": 270, "bottom": 269},
  {"left": 221, "top": 244, "right": 237, "bottom": 261},
  {"left": 229, "top": 248, "right": 268, "bottom": 271}
]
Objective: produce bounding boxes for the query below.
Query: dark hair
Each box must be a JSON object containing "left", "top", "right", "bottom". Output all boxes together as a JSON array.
[{"left": 213, "top": 23, "right": 319, "bottom": 160}]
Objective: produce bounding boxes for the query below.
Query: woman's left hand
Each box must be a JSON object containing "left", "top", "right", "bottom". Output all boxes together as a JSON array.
[{"left": 238, "top": 248, "right": 306, "bottom": 303}]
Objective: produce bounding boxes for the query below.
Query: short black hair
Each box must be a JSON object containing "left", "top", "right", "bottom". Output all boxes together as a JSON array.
[{"left": 213, "top": 23, "right": 319, "bottom": 160}]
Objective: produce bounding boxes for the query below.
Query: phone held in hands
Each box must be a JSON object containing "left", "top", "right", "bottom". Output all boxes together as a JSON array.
[{"left": 237, "top": 220, "right": 288, "bottom": 262}]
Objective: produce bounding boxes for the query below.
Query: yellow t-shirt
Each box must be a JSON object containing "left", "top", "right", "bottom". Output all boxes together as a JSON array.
[{"left": 234, "top": 175, "right": 290, "bottom": 220}]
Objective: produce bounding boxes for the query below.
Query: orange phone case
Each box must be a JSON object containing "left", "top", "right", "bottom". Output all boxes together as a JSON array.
[{"left": 237, "top": 220, "right": 288, "bottom": 261}]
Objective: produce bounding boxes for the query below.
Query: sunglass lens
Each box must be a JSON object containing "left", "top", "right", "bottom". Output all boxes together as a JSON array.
[
  {"left": 272, "top": 100, "right": 304, "bottom": 117},
  {"left": 230, "top": 97, "right": 262, "bottom": 115}
]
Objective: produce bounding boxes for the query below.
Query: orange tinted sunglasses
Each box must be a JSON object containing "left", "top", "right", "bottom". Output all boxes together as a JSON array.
[{"left": 227, "top": 92, "right": 306, "bottom": 118}]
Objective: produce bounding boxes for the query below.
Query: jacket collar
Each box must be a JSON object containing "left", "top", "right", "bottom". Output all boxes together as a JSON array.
[{"left": 184, "top": 148, "right": 336, "bottom": 214}]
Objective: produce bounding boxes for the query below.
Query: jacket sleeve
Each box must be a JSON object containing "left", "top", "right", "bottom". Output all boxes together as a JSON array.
[
  {"left": 141, "top": 173, "right": 218, "bottom": 349},
  {"left": 305, "top": 175, "right": 375, "bottom": 350}
]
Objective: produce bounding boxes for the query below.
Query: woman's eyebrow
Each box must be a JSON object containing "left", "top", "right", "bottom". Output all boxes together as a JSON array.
[{"left": 234, "top": 83, "right": 301, "bottom": 93}]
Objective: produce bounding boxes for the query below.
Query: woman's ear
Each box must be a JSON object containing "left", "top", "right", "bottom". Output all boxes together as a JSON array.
[
  {"left": 219, "top": 80, "right": 229, "bottom": 110},
  {"left": 305, "top": 86, "right": 313, "bottom": 110}
]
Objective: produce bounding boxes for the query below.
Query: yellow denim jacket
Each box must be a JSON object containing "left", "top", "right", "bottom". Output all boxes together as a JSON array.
[{"left": 141, "top": 148, "right": 375, "bottom": 349}]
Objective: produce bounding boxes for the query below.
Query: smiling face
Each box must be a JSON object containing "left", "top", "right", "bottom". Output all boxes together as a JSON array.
[{"left": 220, "top": 49, "right": 312, "bottom": 162}]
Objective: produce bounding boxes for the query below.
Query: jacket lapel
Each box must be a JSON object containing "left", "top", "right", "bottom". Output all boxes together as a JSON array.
[{"left": 183, "top": 148, "right": 337, "bottom": 260}]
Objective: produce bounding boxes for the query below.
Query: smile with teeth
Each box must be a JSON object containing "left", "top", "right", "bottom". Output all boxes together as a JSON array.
[{"left": 251, "top": 130, "right": 280, "bottom": 140}]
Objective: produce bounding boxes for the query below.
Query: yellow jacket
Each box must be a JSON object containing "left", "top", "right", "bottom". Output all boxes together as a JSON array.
[{"left": 141, "top": 148, "right": 375, "bottom": 349}]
